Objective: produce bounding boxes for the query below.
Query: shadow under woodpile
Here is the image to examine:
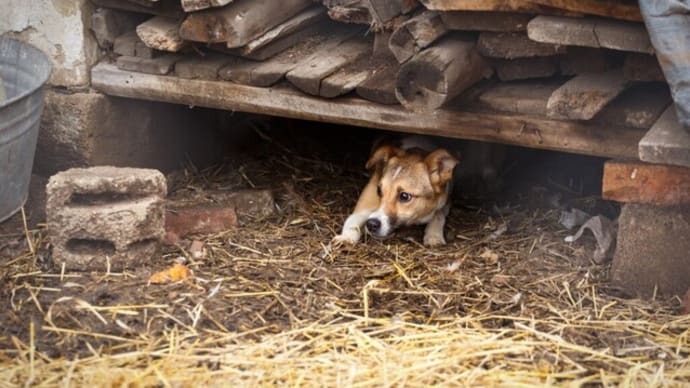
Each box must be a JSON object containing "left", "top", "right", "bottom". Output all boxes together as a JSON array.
[{"left": 0, "top": 123, "right": 688, "bottom": 385}]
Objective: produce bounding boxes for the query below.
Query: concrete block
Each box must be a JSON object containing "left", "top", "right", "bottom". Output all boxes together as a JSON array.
[
  {"left": 0, "top": 0, "right": 99, "bottom": 87},
  {"left": 612, "top": 204, "right": 690, "bottom": 298},
  {"left": 34, "top": 90, "right": 225, "bottom": 176},
  {"left": 639, "top": 107, "right": 690, "bottom": 168},
  {"left": 47, "top": 167, "right": 166, "bottom": 271}
]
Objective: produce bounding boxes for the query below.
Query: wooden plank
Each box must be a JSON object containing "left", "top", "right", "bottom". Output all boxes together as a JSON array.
[
  {"left": 389, "top": 11, "right": 448, "bottom": 63},
  {"left": 233, "top": 6, "right": 327, "bottom": 59},
  {"left": 639, "top": 107, "right": 690, "bottom": 168},
  {"left": 477, "top": 32, "right": 566, "bottom": 59},
  {"left": 136, "top": 16, "right": 186, "bottom": 52},
  {"left": 92, "top": 0, "right": 184, "bottom": 18},
  {"left": 91, "top": 8, "right": 148, "bottom": 49},
  {"left": 527, "top": 16, "right": 653, "bottom": 54},
  {"left": 116, "top": 54, "right": 181, "bottom": 75},
  {"left": 623, "top": 53, "right": 665, "bottom": 82},
  {"left": 181, "top": 0, "right": 233, "bottom": 12},
  {"left": 546, "top": 69, "right": 628, "bottom": 120},
  {"left": 441, "top": 11, "right": 533, "bottom": 32},
  {"left": 179, "top": 0, "right": 312, "bottom": 47},
  {"left": 594, "top": 83, "right": 671, "bottom": 129},
  {"left": 175, "top": 53, "right": 233, "bottom": 80},
  {"left": 220, "top": 25, "right": 357, "bottom": 87},
  {"left": 396, "top": 35, "right": 491, "bottom": 111},
  {"left": 602, "top": 160, "right": 690, "bottom": 205},
  {"left": 529, "top": 0, "right": 642, "bottom": 22},
  {"left": 113, "top": 31, "right": 139, "bottom": 57},
  {"left": 92, "top": 62, "right": 646, "bottom": 159},
  {"left": 478, "top": 80, "right": 561, "bottom": 116},
  {"left": 418, "top": 0, "right": 550, "bottom": 13},
  {"left": 356, "top": 61, "right": 400, "bottom": 105},
  {"left": 321, "top": 67, "right": 372, "bottom": 98},
  {"left": 494, "top": 57, "right": 558, "bottom": 81},
  {"left": 286, "top": 37, "right": 371, "bottom": 96},
  {"left": 322, "top": 0, "right": 372, "bottom": 25}
]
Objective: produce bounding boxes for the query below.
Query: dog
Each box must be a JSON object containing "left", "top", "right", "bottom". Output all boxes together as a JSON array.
[{"left": 333, "top": 137, "right": 459, "bottom": 247}]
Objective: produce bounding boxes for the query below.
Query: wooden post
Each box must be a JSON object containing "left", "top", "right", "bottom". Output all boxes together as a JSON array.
[
  {"left": 395, "top": 35, "right": 491, "bottom": 112},
  {"left": 179, "top": 0, "right": 312, "bottom": 47}
]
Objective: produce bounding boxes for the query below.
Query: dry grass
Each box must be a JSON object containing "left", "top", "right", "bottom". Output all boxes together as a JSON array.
[{"left": 1, "top": 128, "right": 688, "bottom": 387}]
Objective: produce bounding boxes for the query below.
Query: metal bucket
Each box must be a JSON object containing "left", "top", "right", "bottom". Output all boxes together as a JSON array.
[{"left": 0, "top": 37, "right": 52, "bottom": 222}]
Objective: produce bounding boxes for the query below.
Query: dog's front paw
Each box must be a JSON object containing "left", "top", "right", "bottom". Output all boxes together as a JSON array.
[
  {"left": 423, "top": 233, "right": 446, "bottom": 247},
  {"left": 332, "top": 231, "right": 360, "bottom": 245}
]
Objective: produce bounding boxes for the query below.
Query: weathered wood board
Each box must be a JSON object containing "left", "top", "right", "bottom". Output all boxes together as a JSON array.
[
  {"left": 356, "top": 61, "right": 400, "bottom": 105},
  {"left": 623, "top": 53, "right": 665, "bottom": 82},
  {"left": 477, "top": 32, "right": 566, "bottom": 59},
  {"left": 181, "top": 0, "right": 234, "bottom": 12},
  {"left": 527, "top": 16, "right": 653, "bottom": 54},
  {"left": 179, "top": 0, "right": 312, "bottom": 47},
  {"left": 639, "top": 107, "right": 690, "bottom": 168},
  {"left": 594, "top": 83, "right": 670, "bottom": 129},
  {"left": 559, "top": 47, "right": 618, "bottom": 75},
  {"left": 136, "top": 16, "right": 186, "bottom": 52},
  {"left": 116, "top": 54, "right": 181, "bottom": 75},
  {"left": 92, "top": 62, "right": 646, "bottom": 159},
  {"left": 478, "top": 80, "right": 562, "bottom": 116},
  {"left": 286, "top": 37, "right": 372, "bottom": 96},
  {"left": 494, "top": 57, "right": 558, "bottom": 81},
  {"left": 546, "top": 69, "right": 628, "bottom": 120},
  {"left": 389, "top": 11, "right": 448, "bottom": 63},
  {"left": 441, "top": 11, "right": 532, "bottom": 32},
  {"left": 175, "top": 53, "right": 234, "bottom": 80}
]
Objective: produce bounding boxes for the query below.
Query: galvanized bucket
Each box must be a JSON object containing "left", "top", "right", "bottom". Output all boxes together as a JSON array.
[{"left": 0, "top": 37, "right": 52, "bottom": 222}]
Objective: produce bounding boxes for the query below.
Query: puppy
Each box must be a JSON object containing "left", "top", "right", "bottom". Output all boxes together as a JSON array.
[{"left": 334, "top": 137, "right": 459, "bottom": 247}]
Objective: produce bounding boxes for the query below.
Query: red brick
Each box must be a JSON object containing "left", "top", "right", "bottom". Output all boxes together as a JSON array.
[
  {"left": 165, "top": 205, "right": 238, "bottom": 241},
  {"left": 602, "top": 161, "right": 690, "bottom": 205}
]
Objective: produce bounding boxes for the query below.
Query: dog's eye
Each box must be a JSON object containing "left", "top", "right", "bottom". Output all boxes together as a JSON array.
[
  {"left": 376, "top": 185, "right": 382, "bottom": 197},
  {"left": 398, "top": 192, "right": 412, "bottom": 202}
]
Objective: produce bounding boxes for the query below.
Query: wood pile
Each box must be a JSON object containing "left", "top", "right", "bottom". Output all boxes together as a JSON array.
[{"left": 91, "top": 0, "right": 671, "bottom": 129}]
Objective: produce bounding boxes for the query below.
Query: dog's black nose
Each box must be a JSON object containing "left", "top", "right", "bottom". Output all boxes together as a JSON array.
[{"left": 366, "top": 218, "right": 381, "bottom": 233}]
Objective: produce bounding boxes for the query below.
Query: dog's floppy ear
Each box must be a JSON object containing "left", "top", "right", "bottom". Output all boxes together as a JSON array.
[
  {"left": 425, "top": 149, "right": 460, "bottom": 187},
  {"left": 366, "top": 145, "right": 401, "bottom": 171}
]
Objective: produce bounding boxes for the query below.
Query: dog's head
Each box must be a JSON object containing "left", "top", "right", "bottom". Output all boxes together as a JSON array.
[{"left": 364, "top": 144, "right": 459, "bottom": 238}]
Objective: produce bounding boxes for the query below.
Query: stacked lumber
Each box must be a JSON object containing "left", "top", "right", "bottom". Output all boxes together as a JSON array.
[{"left": 92, "top": 0, "right": 671, "bottom": 131}]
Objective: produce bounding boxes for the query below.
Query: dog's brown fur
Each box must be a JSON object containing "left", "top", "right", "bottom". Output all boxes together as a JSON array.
[{"left": 334, "top": 139, "right": 459, "bottom": 246}]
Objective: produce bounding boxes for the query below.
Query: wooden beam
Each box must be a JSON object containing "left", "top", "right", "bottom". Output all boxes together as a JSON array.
[
  {"left": 91, "top": 62, "right": 645, "bottom": 159},
  {"left": 477, "top": 32, "right": 566, "bottom": 59},
  {"left": 179, "top": 0, "right": 311, "bottom": 47},
  {"left": 441, "top": 11, "right": 533, "bottom": 32},
  {"left": 602, "top": 160, "right": 690, "bottom": 205},
  {"left": 418, "top": 0, "right": 549, "bottom": 13}
]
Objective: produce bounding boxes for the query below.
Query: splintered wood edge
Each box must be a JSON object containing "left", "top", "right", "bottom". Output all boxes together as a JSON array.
[
  {"left": 602, "top": 160, "right": 690, "bottom": 205},
  {"left": 91, "top": 62, "right": 644, "bottom": 159}
]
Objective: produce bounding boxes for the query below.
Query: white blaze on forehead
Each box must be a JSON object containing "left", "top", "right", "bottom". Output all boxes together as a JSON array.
[
  {"left": 392, "top": 166, "right": 403, "bottom": 180},
  {"left": 369, "top": 209, "right": 393, "bottom": 237}
]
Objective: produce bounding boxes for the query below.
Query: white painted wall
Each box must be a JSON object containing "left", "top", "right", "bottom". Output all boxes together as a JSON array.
[{"left": 0, "top": 0, "right": 99, "bottom": 87}]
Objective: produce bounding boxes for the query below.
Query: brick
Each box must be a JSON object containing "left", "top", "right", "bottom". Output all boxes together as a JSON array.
[
  {"left": 494, "top": 57, "right": 558, "bottom": 81},
  {"left": 477, "top": 32, "right": 565, "bottom": 59},
  {"left": 639, "top": 107, "right": 690, "bottom": 168},
  {"left": 612, "top": 204, "right": 690, "bottom": 298},
  {"left": 164, "top": 189, "right": 274, "bottom": 242},
  {"left": 602, "top": 160, "right": 690, "bottom": 205},
  {"left": 47, "top": 166, "right": 167, "bottom": 271}
]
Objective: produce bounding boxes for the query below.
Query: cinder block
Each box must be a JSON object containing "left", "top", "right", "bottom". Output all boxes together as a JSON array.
[
  {"left": 47, "top": 166, "right": 166, "bottom": 271},
  {"left": 612, "top": 204, "right": 690, "bottom": 298}
]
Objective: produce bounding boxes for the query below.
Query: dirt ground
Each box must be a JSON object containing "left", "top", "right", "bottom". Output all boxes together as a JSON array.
[{"left": 1, "top": 121, "right": 688, "bottom": 386}]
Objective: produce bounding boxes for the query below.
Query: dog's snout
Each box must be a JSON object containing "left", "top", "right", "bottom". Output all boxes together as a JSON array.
[{"left": 366, "top": 218, "right": 381, "bottom": 233}]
